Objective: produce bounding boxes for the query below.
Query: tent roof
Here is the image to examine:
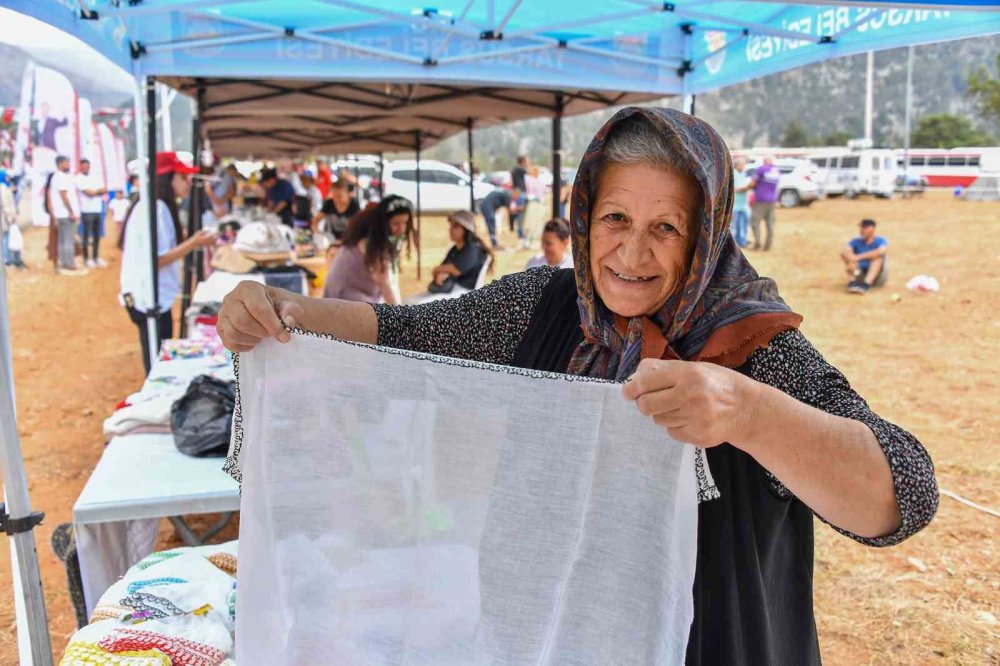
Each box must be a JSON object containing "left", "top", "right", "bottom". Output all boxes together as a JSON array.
[
  {"left": 8, "top": 0, "right": 1000, "bottom": 156},
  {"left": 162, "top": 76, "right": 660, "bottom": 155},
  {"left": 10, "top": 1, "right": 999, "bottom": 94}
]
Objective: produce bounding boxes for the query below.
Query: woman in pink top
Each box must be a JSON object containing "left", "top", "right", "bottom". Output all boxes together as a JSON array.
[{"left": 323, "top": 196, "right": 413, "bottom": 304}]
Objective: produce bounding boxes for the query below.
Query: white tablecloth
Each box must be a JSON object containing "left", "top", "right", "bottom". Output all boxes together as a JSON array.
[
  {"left": 74, "top": 354, "right": 239, "bottom": 613},
  {"left": 74, "top": 435, "right": 240, "bottom": 613}
]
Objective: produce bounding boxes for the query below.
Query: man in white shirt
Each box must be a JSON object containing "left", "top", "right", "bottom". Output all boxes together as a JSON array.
[
  {"left": 49, "top": 155, "right": 84, "bottom": 274},
  {"left": 76, "top": 158, "right": 108, "bottom": 268},
  {"left": 107, "top": 189, "right": 131, "bottom": 241}
]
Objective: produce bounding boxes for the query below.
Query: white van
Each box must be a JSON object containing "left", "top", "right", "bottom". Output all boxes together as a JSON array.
[
  {"left": 809, "top": 149, "right": 897, "bottom": 198},
  {"left": 382, "top": 160, "right": 495, "bottom": 213}
]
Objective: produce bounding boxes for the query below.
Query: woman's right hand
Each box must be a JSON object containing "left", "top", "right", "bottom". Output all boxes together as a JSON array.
[
  {"left": 217, "top": 282, "right": 304, "bottom": 352},
  {"left": 191, "top": 229, "right": 218, "bottom": 247}
]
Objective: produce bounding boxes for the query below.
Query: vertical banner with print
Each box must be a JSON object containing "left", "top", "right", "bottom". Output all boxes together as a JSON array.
[
  {"left": 11, "top": 64, "right": 34, "bottom": 179},
  {"left": 24, "top": 65, "right": 79, "bottom": 226},
  {"left": 89, "top": 122, "right": 128, "bottom": 193}
]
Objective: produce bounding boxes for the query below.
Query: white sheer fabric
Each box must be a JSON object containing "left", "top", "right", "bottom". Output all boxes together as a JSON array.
[{"left": 230, "top": 332, "right": 699, "bottom": 665}]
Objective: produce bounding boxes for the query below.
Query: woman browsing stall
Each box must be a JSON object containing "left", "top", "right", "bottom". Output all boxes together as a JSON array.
[
  {"left": 218, "top": 108, "right": 937, "bottom": 665},
  {"left": 119, "top": 152, "right": 216, "bottom": 373},
  {"left": 321, "top": 195, "right": 412, "bottom": 305}
]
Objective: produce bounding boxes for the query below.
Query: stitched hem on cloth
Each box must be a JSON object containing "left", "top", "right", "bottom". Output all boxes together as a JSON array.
[{"left": 223, "top": 326, "right": 720, "bottom": 502}]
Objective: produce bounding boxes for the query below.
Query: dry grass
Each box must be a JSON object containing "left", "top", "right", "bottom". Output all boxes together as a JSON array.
[{"left": 0, "top": 189, "right": 996, "bottom": 664}]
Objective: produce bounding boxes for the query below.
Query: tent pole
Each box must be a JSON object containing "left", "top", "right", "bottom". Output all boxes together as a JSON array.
[
  {"left": 864, "top": 51, "right": 875, "bottom": 142},
  {"left": 194, "top": 82, "right": 206, "bottom": 284},
  {"left": 415, "top": 131, "right": 422, "bottom": 280},
  {"left": 467, "top": 117, "right": 475, "bottom": 212},
  {"left": 378, "top": 152, "right": 385, "bottom": 199},
  {"left": 159, "top": 83, "right": 173, "bottom": 152},
  {"left": 143, "top": 77, "right": 160, "bottom": 372},
  {"left": 903, "top": 45, "right": 914, "bottom": 199},
  {"left": 552, "top": 92, "right": 564, "bottom": 220},
  {"left": 352, "top": 155, "right": 360, "bottom": 205},
  {"left": 180, "top": 79, "right": 204, "bottom": 338},
  {"left": 0, "top": 262, "right": 54, "bottom": 666},
  {"left": 681, "top": 24, "right": 695, "bottom": 116}
]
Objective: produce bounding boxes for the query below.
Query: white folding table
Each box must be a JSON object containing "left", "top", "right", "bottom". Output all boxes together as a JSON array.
[
  {"left": 72, "top": 434, "right": 240, "bottom": 613},
  {"left": 72, "top": 354, "right": 240, "bottom": 614}
]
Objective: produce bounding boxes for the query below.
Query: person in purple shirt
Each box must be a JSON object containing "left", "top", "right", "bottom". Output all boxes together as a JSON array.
[
  {"left": 841, "top": 218, "right": 888, "bottom": 295},
  {"left": 749, "top": 156, "right": 781, "bottom": 251}
]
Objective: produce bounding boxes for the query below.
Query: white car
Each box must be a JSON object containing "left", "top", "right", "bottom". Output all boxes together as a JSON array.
[
  {"left": 746, "top": 159, "right": 820, "bottom": 208},
  {"left": 382, "top": 160, "right": 495, "bottom": 213}
]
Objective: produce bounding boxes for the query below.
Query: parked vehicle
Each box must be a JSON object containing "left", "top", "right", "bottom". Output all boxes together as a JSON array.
[
  {"left": 382, "top": 160, "right": 495, "bottom": 212},
  {"left": 892, "top": 147, "right": 1000, "bottom": 188},
  {"left": 808, "top": 149, "right": 897, "bottom": 198},
  {"left": 745, "top": 158, "right": 820, "bottom": 208}
]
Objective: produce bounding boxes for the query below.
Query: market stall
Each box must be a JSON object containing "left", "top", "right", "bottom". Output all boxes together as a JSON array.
[{"left": 4, "top": 2, "right": 1000, "bottom": 664}]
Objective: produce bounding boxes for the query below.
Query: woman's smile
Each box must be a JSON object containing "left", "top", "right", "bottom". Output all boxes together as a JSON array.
[{"left": 607, "top": 267, "right": 658, "bottom": 283}]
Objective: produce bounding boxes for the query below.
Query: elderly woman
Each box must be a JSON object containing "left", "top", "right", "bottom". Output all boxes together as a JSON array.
[{"left": 217, "top": 108, "right": 936, "bottom": 664}]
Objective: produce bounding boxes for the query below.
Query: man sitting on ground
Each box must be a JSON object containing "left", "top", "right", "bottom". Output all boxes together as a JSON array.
[{"left": 841, "top": 218, "right": 888, "bottom": 294}]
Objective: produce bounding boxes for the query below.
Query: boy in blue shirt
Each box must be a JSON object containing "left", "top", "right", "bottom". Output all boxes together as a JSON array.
[{"left": 841, "top": 218, "right": 888, "bottom": 294}]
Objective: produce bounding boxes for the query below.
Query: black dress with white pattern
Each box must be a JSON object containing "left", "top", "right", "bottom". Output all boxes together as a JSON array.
[{"left": 374, "top": 266, "right": 937, "bottom": 665}]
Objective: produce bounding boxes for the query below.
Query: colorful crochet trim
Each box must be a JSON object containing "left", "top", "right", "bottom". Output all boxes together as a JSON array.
[
  {"left": 127, "top": 578, "right": 188, "bottom": 595},
  {"left": 135, "top": 552, "right": 183, "bottom": 571},
  {"left": 120, "top": 592, "right": 186, "bottom": 621},
  {"left": 206, "top": 553, "right": 237, "bottom": 575},
  {"left": 97, "top": 627, "right": 226, "bottom": 666},
  {"left": 61, "top": 641, "right": 171, "bottom": 665},
  {"left": 89, "top": 604, "right": 130, "bottom": 624}
]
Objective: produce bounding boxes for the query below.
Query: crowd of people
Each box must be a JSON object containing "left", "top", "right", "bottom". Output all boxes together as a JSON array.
[
  {"left": 3, "top": 141, "right": 899, "bottom": 380},
  {"left": 0, "top": 159, "right": 140, "bottom": 276}
]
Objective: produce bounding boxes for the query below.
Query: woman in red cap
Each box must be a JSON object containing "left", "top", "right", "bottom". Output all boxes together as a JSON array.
[{"left": 118, "top": 152, "right": 216, "bottom": 373}]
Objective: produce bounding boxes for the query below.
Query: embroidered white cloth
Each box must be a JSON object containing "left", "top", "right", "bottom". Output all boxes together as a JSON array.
[{"left": 228, "top": 331, "right": 700, "bottom": 665}]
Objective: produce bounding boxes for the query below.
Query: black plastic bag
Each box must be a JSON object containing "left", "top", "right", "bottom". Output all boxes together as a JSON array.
[{"left": 170, "top": 375, "right": 236, "bottom": 457}]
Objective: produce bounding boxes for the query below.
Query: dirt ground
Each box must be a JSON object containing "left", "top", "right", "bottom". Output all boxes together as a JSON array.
[{"left": 0, "top": 189, "right": 996, "bottom": 664}]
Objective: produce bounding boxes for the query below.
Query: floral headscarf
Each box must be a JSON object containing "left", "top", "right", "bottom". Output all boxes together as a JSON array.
[{"left": 567, "top": 107, "right": 802, "bottom": 381}]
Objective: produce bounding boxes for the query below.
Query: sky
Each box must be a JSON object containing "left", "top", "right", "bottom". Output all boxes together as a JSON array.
[{"left": 0, "top": 7, "right": 133, "bottom": 97}]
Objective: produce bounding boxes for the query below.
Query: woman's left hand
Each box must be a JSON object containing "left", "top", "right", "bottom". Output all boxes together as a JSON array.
[{"left": 622, "top": 358, "right": 758, "bottom": 448}]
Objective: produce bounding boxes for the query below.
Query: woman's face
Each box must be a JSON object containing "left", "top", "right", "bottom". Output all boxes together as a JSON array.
[
  {"left": 388, "top": 213, "right": 409, "bottom": 238},
  {"left": 589, "top": 162, "right": 700, "bottom": 318},
  {"left": 448, "top": 222, "right": 465, "bottom": 244},
  {"left": 171, "top": 173, "right": 191, "bottom": 200},
  {"left": 541, "top": 231, "right": 569, "bottom": 266}
]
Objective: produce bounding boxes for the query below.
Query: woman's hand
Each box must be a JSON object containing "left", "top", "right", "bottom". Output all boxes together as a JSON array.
[
  {"left": 191, "top": 229, "right": 217, "bottom": 247},
  {"left": 217, "top": 282, "right": 304, "bottom": 352},
  {"left": 622, "top": 358, "right": 758, "bottom": 447}
]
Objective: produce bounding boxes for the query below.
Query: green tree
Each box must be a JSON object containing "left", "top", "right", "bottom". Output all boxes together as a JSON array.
[
  {"left": 911, "top": 113, "right": 994, "bottom": 148},
  {"left": 968, "top": 53, "right": 1000, "bottom": 125},
  {"left": 821, "top": 130, "right": 854, "bottom": 146},
  {"left": 779, "top": 121, "right": 813, "bottom": 147}
]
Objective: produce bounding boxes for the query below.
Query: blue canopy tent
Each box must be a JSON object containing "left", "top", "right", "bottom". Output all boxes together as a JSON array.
[{"left": 2, "top": 1, "right": 999, "bottom": 663}]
